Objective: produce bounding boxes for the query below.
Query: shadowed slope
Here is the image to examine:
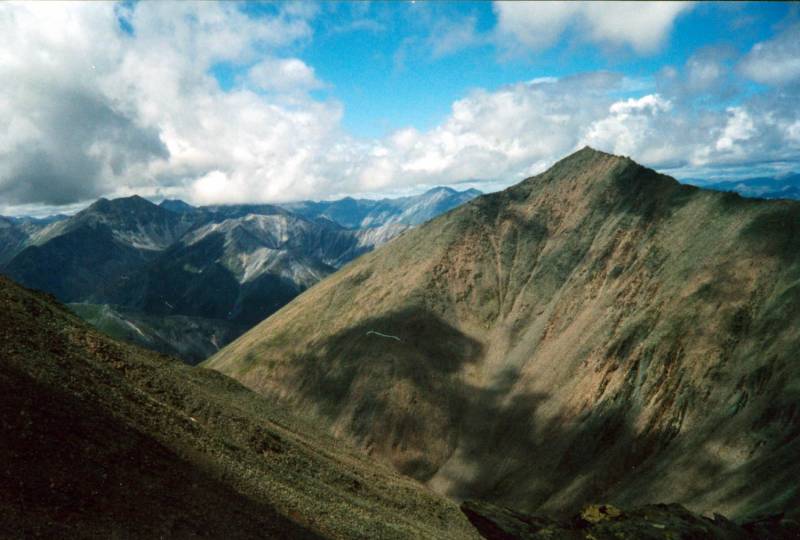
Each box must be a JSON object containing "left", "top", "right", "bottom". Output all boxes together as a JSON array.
[
  {"left": 0, "top": 275, "right": 479, "bottom": 539},
  {"left": 460, "top": 500, "right": 800, "bottom": 540},
  {"left": 207, "top": 147, "right": 800, "bottom": 521}
]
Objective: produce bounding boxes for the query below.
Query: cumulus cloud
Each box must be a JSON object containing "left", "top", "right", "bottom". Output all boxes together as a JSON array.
[
  {"left": 739, "top": 24, "right": 800, "bottom": 85},
  {"left": 0, "top": 3, "right": 167, "bottom": 205},
  {"left": 494, "top": 1, "right": 693, "bottom": 54},
  {"left": 1, "top": 1, "right": 800, "bottom": 215},
  {"left": 359, "top": 70, "right": 800, "bottom": 189},
  {"left": 428, "top": 14, "right": 483, "bottom": 58},
  {"left": 247, "top": 57, "right": 323, "bottom": 93},
  {"left": 0, "top": 1, "right": 339, "bottom": 210},
  {"left": 584, "top": 94, "right": 674, "bottom": 163}
]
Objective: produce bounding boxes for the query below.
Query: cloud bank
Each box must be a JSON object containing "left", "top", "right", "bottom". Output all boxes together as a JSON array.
[
  {"left": 0, "top": 2, "right": 799, "bottom": 214},
  {"left": 493, "top": 1, "right": 693, "bottom": 54}
]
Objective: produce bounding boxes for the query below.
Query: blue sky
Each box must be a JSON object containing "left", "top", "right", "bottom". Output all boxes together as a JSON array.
[
  {"left": 281, "top": 2, "right": 791, "bottom": 138},
  {"left": 2, "top": 1, "right": 800, "bottom": 215}
]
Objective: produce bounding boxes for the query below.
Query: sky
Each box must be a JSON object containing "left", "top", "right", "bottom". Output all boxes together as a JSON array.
[{"left": 1, "top": 1, "right": 800, "bottom": 216}]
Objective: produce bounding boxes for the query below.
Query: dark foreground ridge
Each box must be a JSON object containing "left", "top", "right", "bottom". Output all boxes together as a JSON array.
[
  {"left": 0, "top": 275, "right": 478, "bottom": 538},
  {"left": 461, "top": 500, "right": 800, "bottom": 540}
]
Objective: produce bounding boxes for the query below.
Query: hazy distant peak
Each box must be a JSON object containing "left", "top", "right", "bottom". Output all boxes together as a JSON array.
[
  {"left": 159, "top": 199, "right": 196, "bottom": 214},
  {"left": 423, "top": 186, "right": 457, "bottom": 195},
  {"left": 86, "top": 194, "right": 160, "bottom": 215}
]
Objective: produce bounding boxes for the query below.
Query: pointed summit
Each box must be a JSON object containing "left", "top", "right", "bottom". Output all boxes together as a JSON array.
[{"left": 207, "top": 148, "right": 800, "bottom": 521}]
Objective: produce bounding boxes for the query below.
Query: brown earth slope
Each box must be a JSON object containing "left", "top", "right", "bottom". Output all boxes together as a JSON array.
[
  {"left": 206, "top": 147, "right": 800, "bottom": 522},
  {"left": 0, "top": 275, "right": 479, "bottom": 539}
]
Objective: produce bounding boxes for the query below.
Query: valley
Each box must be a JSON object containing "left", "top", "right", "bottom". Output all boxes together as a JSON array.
[{"left": 0, "top": 188, "right": 479, "bottom": 363}]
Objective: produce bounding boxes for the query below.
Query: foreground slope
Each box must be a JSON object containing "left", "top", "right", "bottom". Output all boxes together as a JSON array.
[
  {"left": 207, "top": 147, "right": 800, "bottom": 521},
  {"left": 0, "top": 276, "right": 478, "bottom": 539}
]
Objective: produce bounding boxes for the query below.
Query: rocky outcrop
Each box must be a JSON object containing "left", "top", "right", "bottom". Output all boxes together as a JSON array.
[{"left": 461, "top": 500, "right": 800, "bottom": 540}]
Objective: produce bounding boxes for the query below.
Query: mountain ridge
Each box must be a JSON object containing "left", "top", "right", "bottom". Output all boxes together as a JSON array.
[{"left": 206, "top": 147, "right": 800, "bottom": 521}]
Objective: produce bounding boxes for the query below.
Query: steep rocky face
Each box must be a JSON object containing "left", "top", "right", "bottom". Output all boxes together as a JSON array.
[
  {"left": 1, "top": 198, "right": 414, "bottom": 362},
  {"left": 0, "top": 214, "right": 67, "bottom": 265},
  {"left": 35, "top": 195, "right": 196, "bottom": 250},
  {"left": 111, "top": 210, "right": 397, "bottom": 328},
  {"left": 0, "top": 275, "right": 479, "bottom": 538},
  {"left": 207, "top": 148, "right": 800, "bottom": 521},
  {"left": 67, "top": 303, "right": 245, "bottom": 365},
  {"left": 0, "top": 217, "right": 28, "bottom": 265}
]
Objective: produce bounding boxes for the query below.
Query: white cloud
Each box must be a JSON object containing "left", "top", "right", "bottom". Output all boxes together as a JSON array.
[
  {"left": 494, "top": 1, "right": 693, "bottom": 54},
  {"left": 685, "top": 55, "right": 725, "bottom": 92},
  {"left": 0, "top": 2, "right": 166, "bottom": 205},
  {"left": 428, "top": 14, "right": 482, "bottom": 58},
  {"left": 379, "top": 73, "right": 798, "bottom": 187},
  {"left": 585, "top": 94, "right": 674, "bottom": 161},
  {"left": 739, "top": 24, "right": 800, "bottom": 85},
  {"left": 248, "top": 57, "right": 323, "bottom": 93},
  {"left": 715, "top": 108, "right": 756, "bottom": 152},
  {"left": 0, "top": 1, "right": 341, "bottom": 209},
  {"left": 1, "top": 1, "right": 800, "bottom": 216},
  {"left": 493, "top": 2, "right": 579, "bottom": 51}
]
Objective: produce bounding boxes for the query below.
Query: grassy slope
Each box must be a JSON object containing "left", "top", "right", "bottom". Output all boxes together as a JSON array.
[
  {"left": 68, "top": 303, "right": 245, "bottom": 364},
  {"left": 0, "top": 276, "right": 479, "bottom": 539},
  {"left": 206, "top": 148, "right": 800, "bottom": 521}
]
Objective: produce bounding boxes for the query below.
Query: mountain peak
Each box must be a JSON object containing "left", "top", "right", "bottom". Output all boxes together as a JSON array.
[
  {"left": 84, "top": 195, "right": 162, "bottom": 217},
  {"left": 515, "top": 146, "right": 672, "bottom": 197},
  {"left": 561, "top": 145, "right": 628, "bottom": 167},
  {"left": 159, "top": 199, "right": 196, "bottom": 214},
  {"left": 206, "top": 147, "right": 800, "bottom": 523},
  {"left": 424, "top": 186, "right": 457, "bottom": 196}
]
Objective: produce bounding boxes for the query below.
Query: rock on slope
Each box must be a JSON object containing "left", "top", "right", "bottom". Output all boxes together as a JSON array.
[
  {"left": 0, "top": 275, "right": 478, "bottom": 539},
  {"left": 0, "top": 216, "right": 28, "bottom": 266},
  {"left": 0, "top": 214, "right": 68, "bottom": 266},
  {"left": 460, "top": 500, "right": 799, "bottom": 540},
  {"left": 206, "top": 147, "right": 800, "bottom": 521}
]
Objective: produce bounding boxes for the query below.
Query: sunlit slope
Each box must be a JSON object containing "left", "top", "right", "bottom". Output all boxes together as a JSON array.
[
  {"left": 0, "top": 276, "right": 478, "bottom": 539},
  {"left": 207, "top": 147, "right": 800, "bottom": 520}
]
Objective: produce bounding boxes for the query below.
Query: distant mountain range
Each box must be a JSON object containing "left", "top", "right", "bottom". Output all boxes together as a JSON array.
[
  {"left": 280, "top": 186, "right": 483, "bottom": 228},
  {"left": 0, "top": 187, "right": 480, "bottom": 362},
  {"left": 684, "top": 172, "right": 800, "bottom": 200}
]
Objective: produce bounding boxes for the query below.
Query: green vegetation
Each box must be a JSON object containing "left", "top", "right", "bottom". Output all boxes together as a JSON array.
[{"left": 68, "top": 302, "right": 245, "bottom": 364}]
